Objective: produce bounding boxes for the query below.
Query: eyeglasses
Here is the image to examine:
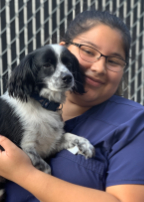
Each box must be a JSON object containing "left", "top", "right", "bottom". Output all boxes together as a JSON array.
[{"left": 69, "top": 42, "right": 127, "bottom": 72}]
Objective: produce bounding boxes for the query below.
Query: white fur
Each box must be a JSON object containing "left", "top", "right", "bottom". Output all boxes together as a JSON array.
[
  {"left": 2, "top": 92, "right": 64, "bottom": 158},
  {"left": 40, "top": 45, "right": 74, "bottom": 102}
]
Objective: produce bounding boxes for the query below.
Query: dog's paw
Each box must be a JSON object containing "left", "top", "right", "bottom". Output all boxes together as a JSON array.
[
  {"left": 24, "top": 149, "right": 51, "bottom": 174},
  {"left": 33, "top": 157, "right": 51, "bottom": 174},
  {"left": 35, "top": 161, "right": 51, "bottom": 174},
  {"left": 63, "top": 133, "right": 95, "bottom": 158},
  {"left": 72, "top": 137, "right": 95, "bottom": 158},
  {"left": 42, "top": 165, "right": 51, "bottom": 175}
]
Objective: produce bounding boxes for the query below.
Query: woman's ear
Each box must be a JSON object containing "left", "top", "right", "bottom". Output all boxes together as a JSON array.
[{"left": 59, "top": 41, "right": 66, "bottom": 46}]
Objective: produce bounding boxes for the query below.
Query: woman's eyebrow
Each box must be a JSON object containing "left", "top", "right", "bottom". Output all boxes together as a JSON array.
[
  {"left": 79, "top": 40, "right": 100, "bottom": 49},
  {"left": 109, "top": 53, "right": 125, "bottom": 60}
]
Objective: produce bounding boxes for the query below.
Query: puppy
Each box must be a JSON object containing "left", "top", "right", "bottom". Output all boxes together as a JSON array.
[{"left": 0, "top": 44, "right": 95, "bottom": 201}]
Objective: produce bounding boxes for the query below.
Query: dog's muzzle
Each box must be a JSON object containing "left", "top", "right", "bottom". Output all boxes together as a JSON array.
[
  {"left": 61, "top": 72, "right": 74, "bottom": 88},
  {"left": 62, "top": 74, "right": 72, "bottom": 84}
]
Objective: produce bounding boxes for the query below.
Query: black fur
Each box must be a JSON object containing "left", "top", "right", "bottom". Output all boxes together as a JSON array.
[
  {"left": 61, "top": 48, "right": 85, "bottom": 94},
  {"left": 0, "top": 99, "right": 23, "bottom": 147},
  {"left": 0, "top": 44, "right": 95, "bottom": 202}
]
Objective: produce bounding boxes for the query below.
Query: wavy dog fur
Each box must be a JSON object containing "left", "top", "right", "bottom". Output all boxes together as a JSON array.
[{"left": 0, "top": 44, "right": 95, "bottom": 201}]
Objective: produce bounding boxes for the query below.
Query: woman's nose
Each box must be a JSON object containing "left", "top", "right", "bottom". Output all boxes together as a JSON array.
[{"left": 90, "top": 57, "right": 107, "bottom": 73}]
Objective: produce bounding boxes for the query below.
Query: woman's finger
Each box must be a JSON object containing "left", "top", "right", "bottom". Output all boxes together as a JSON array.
[{"left": 0, "top": 135, "right": 16, "bottom": 154}]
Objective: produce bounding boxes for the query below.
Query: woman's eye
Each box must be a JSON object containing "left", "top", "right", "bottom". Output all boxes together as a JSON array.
[
  {"left": 84, "top": 50, "right": 92, "bottom": 55},
  {"left": 107, "top": 59, "right": 120, "bottom": 66},
  {"left": 81, "top": 48, "right": 94, "bottom": 56}
]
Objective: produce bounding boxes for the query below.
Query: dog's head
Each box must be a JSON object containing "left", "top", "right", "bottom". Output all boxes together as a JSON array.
[{"left": 8, "top": 44, "right": 85, "bottom": 102}]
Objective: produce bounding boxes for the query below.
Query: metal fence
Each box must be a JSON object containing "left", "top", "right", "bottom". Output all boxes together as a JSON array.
[{"left": 0, "top": 0, "right": 144, "bottom": 105}]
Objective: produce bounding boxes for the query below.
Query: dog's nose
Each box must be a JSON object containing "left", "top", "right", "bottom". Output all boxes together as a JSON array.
[{"left": 62, "top": 74, "right": 72, "bottom": 84}]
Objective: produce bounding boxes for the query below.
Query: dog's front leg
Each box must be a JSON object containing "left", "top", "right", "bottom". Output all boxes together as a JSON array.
[
  {"left": 58, "top": 133, "right": 95, "bottom": 159},
  {"left": 23, "top": 148, "right": 51, "bottom": 174}
]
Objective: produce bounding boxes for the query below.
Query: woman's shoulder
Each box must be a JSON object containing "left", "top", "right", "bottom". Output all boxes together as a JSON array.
[
  {"left": 65, "top": 95, "right": 144, "bottom": 132},
  {"left": 88, "top": 95, "right": 144, "bottom": 127},
  {"left": 100, "top": 95, "right": 144, "bottom": 117},
  {"left": 109, "top": 95, "right": 144, "bottom": 109}
]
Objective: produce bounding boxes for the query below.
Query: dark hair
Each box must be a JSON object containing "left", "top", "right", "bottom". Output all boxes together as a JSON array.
[
  {"left": 62, "top": 10, "right": 131, "bottom": 63},
  {"left": 62, "top": 10, "right": 131, "bottom": 96}
]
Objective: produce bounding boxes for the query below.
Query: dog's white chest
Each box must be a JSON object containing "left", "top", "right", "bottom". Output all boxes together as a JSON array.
[
  {"left": 7, "top": 97, "right": 64, "bottom": 158},
  {"left": 33, "top": 110, "right": 64, "bottom": 157}
]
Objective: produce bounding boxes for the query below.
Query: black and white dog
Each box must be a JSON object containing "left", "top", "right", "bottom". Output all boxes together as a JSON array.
[{"left": 0, "top": 44, "right": 95, "bottom": 201}]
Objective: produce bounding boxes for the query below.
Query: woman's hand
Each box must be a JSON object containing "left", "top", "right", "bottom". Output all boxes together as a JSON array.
[{"left": 0, "top": 135, "right": 33, "bottom": 183}]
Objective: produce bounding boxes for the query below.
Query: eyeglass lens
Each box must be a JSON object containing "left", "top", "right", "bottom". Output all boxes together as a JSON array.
[{"left": 79, "top": 45, "right": 126, "bottom": 71}]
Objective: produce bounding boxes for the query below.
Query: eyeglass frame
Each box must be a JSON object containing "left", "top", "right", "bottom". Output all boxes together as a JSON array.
[{"left": 67, "top": 41, "right": 127, "bottom": 72}]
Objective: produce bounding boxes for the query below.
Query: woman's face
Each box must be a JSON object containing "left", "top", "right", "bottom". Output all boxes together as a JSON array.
[{"left": 64, "top": 24, "right": 125, "bottom": 107}]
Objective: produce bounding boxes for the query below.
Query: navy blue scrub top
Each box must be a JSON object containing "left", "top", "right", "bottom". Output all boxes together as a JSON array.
[{"left": 6, "top": 95, "right": 144, "bottom": 202}]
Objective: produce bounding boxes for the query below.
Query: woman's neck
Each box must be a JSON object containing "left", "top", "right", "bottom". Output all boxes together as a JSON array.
[{"left": 62, "top": 96, "right": 91, "bottom": 122}]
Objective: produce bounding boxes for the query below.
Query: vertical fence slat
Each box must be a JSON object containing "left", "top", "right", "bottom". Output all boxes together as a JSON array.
[
  {"left": 23, "top": 0, "right": 28, "bottom": 55},
  {"left": 40, "top": 0, "right": 45, "bottom": 46},
  {"left": 135, "top": 1, "right": 140, "bottom": 102},
  {"left": 32, "top": 0, "right": 36, "bottom": 50},
  {"left": 64, "top": 0, "right": 68, "bottom": 34},
  {"left": 56, "top": 0, "right": 60, "bottom": 43},
  {"left": 0, "top": 2, "right": 3, "bottom": 95},
  {"left": 48, "top": 0, "right": 52, "bottom": 44},
  {"left": 5, "top": 0, "right": 11, "bottom": 79},
  {"left": 15, "top": 0, "right": 20, "bottom": 66}
]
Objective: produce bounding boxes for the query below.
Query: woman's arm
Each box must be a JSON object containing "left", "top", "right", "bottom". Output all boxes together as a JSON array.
[{"left": 0, "top": 136, "right": 144, "bottom": 202}]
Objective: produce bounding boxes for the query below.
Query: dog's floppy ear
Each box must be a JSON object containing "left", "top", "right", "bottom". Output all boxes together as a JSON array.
[
  {"left": 8, "top": 53, "right": 36, "bottom": 102},
  {"left": 69, "top": 53, "right": 86, "bottom": 94}
]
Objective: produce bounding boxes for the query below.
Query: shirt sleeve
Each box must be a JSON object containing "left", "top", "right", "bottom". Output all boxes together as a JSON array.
[{"left": 106, "top": 110, "right": 144, "bottom": 187}]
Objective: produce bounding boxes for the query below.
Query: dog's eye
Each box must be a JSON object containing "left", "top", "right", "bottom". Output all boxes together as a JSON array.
[
  {"left": 43, "top": 63, "right": 51, "bottom": 68},
  {"left": 43, "top": 64, "right": 55, "bottom": 75}
]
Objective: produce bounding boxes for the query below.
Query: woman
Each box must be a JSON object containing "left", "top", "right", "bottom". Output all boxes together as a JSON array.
[{"left": 0, "top": 10, "right": 144, "bottom": 202}]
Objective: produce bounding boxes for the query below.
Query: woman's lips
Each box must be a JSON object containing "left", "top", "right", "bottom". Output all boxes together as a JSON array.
[{"left": 85, "top": 76, "right": 105, "bottom": 87}]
